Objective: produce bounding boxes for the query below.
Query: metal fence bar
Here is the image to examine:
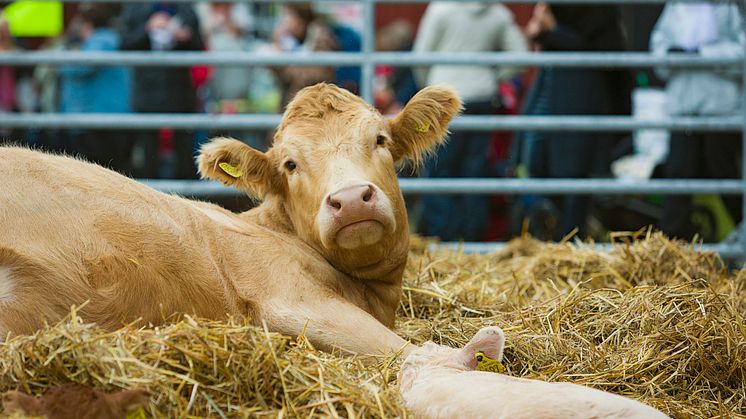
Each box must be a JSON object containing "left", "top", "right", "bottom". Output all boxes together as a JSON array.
[
  {"left": 433, "top": 242, "right": 744, "bottom": 258},
  {"left": 1, "top": 113, "right": 740, "bottom": 131},
  {"left": 740, "top": 0, "right": 746, "bottom": 263},
  {"left": 0, "top": 51, "right": 740, "bottom": 68},
  {"left": 449, "top": 115, "right": 742, "bottom": 132},
  {"left": 371, "top": 51, "right": 741, "bottom": 68},
  {"left": 400, "top": 178, "right": 744, "bottom": 195},
  {"left": 140, "top": 178, "right": 744, "bottom": 197}
]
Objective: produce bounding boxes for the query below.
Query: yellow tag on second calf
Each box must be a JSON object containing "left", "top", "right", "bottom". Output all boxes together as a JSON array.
[{"left": 475, "top": 351, "right": 506, "bottom": 374}]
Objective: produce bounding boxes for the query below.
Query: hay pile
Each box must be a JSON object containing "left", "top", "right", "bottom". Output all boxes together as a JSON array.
[{"left": 2, "top": 231, "right": 745, "bottom": 418}]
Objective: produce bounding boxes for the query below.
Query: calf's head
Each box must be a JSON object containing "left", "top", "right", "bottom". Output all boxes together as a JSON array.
[{"left": 199, "top": 83, "right": 461, "bottom": 277}]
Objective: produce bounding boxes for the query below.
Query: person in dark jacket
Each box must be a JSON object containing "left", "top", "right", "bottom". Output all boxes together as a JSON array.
[
  {"left": 59, "top": 4, "right": 132, "bottom": 174},
  {"left": 413, "top": 2, "right": 527, "bottom": 242},
  {"left": 518, "top": 3, "right": 632, "bottom": 240},
  {"left": 119, "top": 3, "right": 203, "bottom": 179}
]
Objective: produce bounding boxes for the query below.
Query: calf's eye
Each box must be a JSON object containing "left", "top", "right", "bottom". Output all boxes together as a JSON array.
[
  {"left": 376, "top": 135, "right": 386, "bottom": 146},
  {"left": 285, "top": 160, "right": 297, "bottom": 171}
]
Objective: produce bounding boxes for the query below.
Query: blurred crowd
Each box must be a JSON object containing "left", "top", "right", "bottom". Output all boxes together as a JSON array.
[
  {"left": 0, "top": 2, "right": 366, "bottom": 178},
  {"left": 0, "top": 1, "right": 743, "bottom": 243}
]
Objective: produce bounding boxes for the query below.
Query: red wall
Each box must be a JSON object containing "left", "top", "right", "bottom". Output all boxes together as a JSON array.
[
  {"left": 376, "top": 4, "right": 533, "bottom": 31},
  {"left": 375, "top": 4, "right": 428, "bottom": 31}
]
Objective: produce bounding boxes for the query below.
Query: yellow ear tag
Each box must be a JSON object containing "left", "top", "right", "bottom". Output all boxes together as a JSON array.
[
  {"left": 475, "top": 351, "right": 506, "bottom": 374},
  {"left": 218, "top": 162, "right": 242, "bottom": 178},
  {"left": 414, "top": 121, "right": 430, "bottom": 133},
  {"left": 126, "top": 406, "right": 147, "bottom": 419}
]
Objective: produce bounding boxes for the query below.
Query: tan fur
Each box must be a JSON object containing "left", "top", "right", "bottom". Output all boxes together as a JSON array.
[
  {"left": 0, "top": 83, "right": 462, "bottom": 356},
  {"left": 0, "top": 266, "right": 13, "bottom": 303},
  {"left": 2, "top": 383, "right": 149, "bottom": 419}
]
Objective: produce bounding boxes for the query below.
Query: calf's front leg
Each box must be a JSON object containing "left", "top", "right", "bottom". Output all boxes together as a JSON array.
[{"left": 264, "top": 297, "right": 413, "bottom": 357}]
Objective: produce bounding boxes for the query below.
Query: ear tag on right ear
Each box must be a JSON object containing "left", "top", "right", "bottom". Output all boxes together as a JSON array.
[
  {"left": 126, "top": 407, "right": 147, "bottom": 419},
  {"left": 415, "top": 121, "right": 430, "bottom": 133},
  {"left": 218, "top": 162, "right": 242, "bottom": 178}
]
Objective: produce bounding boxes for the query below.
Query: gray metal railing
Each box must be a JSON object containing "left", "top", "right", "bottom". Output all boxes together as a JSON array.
[
  {"left": 142, "top": 178, "right": 745, "bottom": 197},
  {"left": 432, "top": 242, "right": 744, "bottom": 259},
  {"left": 0, "top": 51, "right": 740, "bottom": 68},
  {"left": 1, "top": 113, "right": 740, "bottom": 131},
  {"left": 2, "top": 0, "right": 745, "bottom": 258}
]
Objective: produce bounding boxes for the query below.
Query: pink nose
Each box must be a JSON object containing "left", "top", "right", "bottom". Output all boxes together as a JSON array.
[{"left": 327, "top": 184, "right": 376, "bottom": 214}]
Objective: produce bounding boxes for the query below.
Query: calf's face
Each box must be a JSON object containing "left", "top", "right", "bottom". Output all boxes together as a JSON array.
[{"left": 199, "top": 83, "right": 461, "bottom": 272}]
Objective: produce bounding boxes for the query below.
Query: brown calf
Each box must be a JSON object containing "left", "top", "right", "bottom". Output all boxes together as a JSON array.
[
  {"left": 0, "top": 83, "right": 461, "bottom": 356},
  {"left": 2, "top": 383, "right": 148, "bottom": 419}
]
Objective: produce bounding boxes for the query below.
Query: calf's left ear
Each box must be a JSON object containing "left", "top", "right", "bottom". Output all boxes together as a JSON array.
[
  {"left": 389, "top": 85, "right": 462, "bottom": 167},
  {"left": 197, "top": 137, "right": 282, "bottom": 199}
]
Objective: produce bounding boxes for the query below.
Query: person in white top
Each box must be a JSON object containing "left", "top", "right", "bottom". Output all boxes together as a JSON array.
[
  {"left": 413, "top": 2, "right": 527, "bottom": 241},
  {"left": 651, "top": 2, "right": 744, "bottom": 239}
]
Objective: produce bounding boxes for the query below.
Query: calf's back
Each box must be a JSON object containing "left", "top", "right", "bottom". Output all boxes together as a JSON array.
[{"left": 0, "top": 147, "right": 324, "bottom": 333}]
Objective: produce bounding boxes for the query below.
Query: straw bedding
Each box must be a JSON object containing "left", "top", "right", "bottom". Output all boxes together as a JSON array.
[{"left": 1, "top": 231, "right": 744, "bottom": 418}]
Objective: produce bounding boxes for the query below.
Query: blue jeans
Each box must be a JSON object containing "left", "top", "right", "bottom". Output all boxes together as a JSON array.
[{"left": 419, "top": 100, "right": 494, "bottom": 241}]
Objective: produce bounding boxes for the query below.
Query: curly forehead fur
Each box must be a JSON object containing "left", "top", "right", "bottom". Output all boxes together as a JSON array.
[{"left": 274, "top": 83, "right": 379, "bottom": 142}]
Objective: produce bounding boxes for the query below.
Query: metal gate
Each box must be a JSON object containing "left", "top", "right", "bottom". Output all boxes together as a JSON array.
[{"left": 1, "top": 0, "right": 744, "bottom": 258}]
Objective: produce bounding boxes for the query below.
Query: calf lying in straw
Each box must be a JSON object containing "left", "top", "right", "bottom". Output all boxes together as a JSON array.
[
  {"left": 398, "top": 327, "right": 669, "bottom": 419},
  {"left": 2, "top": 383, "right": 148, "bottom": 419},
  {"left": 0, "top": 83, "right": 461, "bottom": 356}
]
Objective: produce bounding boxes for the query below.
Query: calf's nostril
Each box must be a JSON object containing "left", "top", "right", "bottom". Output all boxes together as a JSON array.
[
  {"left": 362, "top": 186, "right": 374, "bottom": 203},
  {"left": 327, "top": 196, "right": 342, "bottom": 210}
]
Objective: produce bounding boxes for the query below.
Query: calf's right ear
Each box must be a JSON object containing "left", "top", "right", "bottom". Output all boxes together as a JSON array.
[
  {"left": 449, "top": 326, "right": 505, "bottom": 370},
  {"left": 197, "top": 137, "right": 282, "bottom": 199}
]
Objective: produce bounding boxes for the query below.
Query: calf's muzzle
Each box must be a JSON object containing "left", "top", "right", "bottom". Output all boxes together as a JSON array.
[
  {"left": 326, "top": 184, "right": 376, "bottom": 214},
  {"left": 322, "top": 183, "right": 390, "bottom": 250}
]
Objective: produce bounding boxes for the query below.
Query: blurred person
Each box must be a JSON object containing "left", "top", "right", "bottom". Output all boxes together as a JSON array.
[
  {"left": 271, "top": 3, "right": 339, "bottom": 110},
  {"left": 518, "top": 3, "right": 632, "bottom": 240},
  {"left": 0, "top": 16, "right": 17, "bottom": 139},
  {"left": 328, "top": 16, "right": 361, "bottom": 95},
  {"left": 413, "top": 2, "right": 528, "bottom": 242},
  {"left": 58, "top": 4, "right": 132, "bottom": 173},
  {"left": 119, "top": 2, "right": 203, "bottom": 179},
  {"left": 196, "top": 2, "right": 267, "bottom": 150},
  {"left": 374, "top": 20, "right": 418, "bottom": 115},
  {"left": 196, "top": 2, "right": 252, "bottom": 106},
  {"left": 272, "top": 3, "right": 337, "bottom": 108},
  {"left": 651, "top": 2, "right": 744, "bottom": 239}
]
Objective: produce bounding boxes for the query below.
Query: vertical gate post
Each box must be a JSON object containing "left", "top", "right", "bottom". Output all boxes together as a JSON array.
[
  {"left": 738, "top": 0, "right": 746, "bottom": 265},
  {"left": 360, "top": 0, "right": 375, "bottom": 103}
]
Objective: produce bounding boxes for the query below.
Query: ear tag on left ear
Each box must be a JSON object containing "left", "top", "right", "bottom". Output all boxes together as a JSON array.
[
  {"left": 415, "top": 121, "right": 430, "bottom": 133},
  {"left": 218, "top": 162, "right": 242, "bottom": 178},
  {"left": 475, "top": 351, "right": 506, "bottom": 374}
]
